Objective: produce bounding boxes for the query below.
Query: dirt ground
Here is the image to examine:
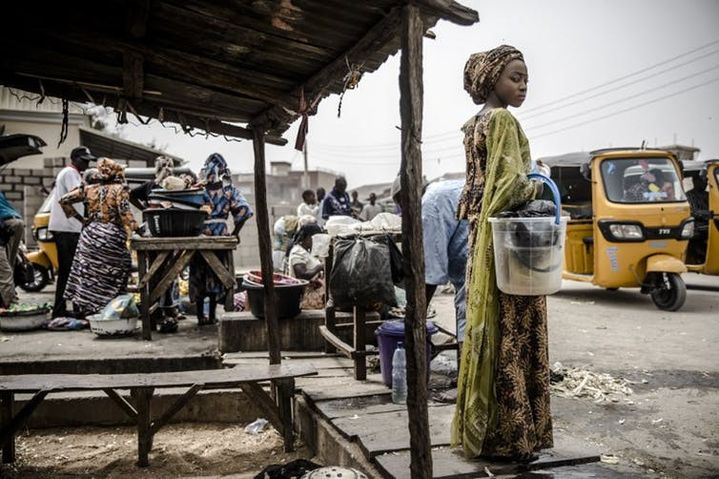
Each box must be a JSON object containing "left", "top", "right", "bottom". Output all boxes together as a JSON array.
[
  {"left": 0, "top": 423, "right": 307, "bottom": 479},
  {"left": 430, "top": 274, "right": 719, "bottom": 478}
]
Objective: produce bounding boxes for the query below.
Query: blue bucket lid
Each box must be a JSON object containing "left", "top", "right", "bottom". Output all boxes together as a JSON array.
[{"left": 375, "top": 320, "right": 439, "bottom": 338}]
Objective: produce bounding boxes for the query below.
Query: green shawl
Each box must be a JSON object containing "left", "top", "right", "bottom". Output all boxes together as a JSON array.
[{"left": 451, "top": 108, "right": 538, "bottom": 457}]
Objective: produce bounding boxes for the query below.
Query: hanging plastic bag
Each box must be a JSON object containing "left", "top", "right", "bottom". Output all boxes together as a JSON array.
[
  {"left": 330, "top": 236, "right": 397, "bottom": 309},
  {"left": 100, "top": 294, "right": 140, "bottom": 321}
]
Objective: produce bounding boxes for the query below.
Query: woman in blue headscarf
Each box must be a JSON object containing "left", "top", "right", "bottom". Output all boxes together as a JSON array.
[{"left": 190, "top": 153, "right": 253, "bottom": 324}]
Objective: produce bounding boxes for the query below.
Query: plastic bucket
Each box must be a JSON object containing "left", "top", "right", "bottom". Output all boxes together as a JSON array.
[
  {"left": 375, "top": 320, "right": 439, "bottom": 387},
  {"left": 489, "top": 173, "right": 567, "bottom": 295},
  {"left": 489, "top": 216, "right": 567, "bottom": 295}
]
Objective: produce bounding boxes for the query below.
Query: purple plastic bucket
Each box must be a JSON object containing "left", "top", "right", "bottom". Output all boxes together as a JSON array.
[{"left": 375, "top": 320, "right": 439, "bottom": 387}]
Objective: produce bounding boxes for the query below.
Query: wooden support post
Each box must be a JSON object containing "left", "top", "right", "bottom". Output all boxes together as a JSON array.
[
  {"left": 252, "top": 126, "right": 282, "bottom": 365},
  {"left": 399, "top": 4, "right": 432, "bottom": 478},
  {"left": 149, "top": 250, "right": 194, "bottom": 304},
  {"left": 239, "top": 383, "right": 284, "bottom": 438},
  {"left": 0, "top": 390, "right": 48, "bottom": 464},
  {"left": 274, "top": 378, "right": 295, "bottom": 452},
  {"left": 137, "top": 251, "right": 169, "bottom": 289},
  {"left": 131, "top": 387, "right": 154, "bottom": 467},
  {"left": 1, "top": 392, "right": 14, "bottom": 464},
  {"left": 138, "top": 250, "right": 152, "bottom": 340},
  {"left": 150, "top": 384, "right": 203, "bottom": 436},
  {"left": 353, "top": 307, "right": 367, "bottom": 380},
  {"left": 103, "top": 389, "right": 138, "bottom": 419},
  {"left": 224, "top": 248, "right": 236, "bottom": 312},
  {"left": 323, "top": 243, "right": 337, "bottom": 354}
]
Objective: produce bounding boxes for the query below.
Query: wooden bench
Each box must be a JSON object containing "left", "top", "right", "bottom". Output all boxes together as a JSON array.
[{"left": 0, "top": 364, "right": 317, "bottom": 467}]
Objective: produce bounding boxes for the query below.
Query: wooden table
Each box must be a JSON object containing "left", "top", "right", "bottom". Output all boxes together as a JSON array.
[
  {"left": 0, "top": 364, "right": 316, "bottom": 467},
  {"left": 131, "top": 236, "right": 238, "bottom": 340}
]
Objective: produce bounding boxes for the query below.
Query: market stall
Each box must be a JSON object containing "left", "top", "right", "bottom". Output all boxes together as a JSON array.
[
  {"left": 0, "top": 2, "right": 479, "bottom": 475},
  {"left": 131, "top": 236, "right": 237, "bottom": 341}
]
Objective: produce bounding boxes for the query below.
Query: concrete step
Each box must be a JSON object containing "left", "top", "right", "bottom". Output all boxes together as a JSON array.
[{"left": 15, "top": 387, "right": 265, "bottom": 429}]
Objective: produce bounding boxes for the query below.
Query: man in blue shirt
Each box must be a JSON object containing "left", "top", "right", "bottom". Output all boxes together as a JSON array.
[
  {"left": 392, "top": 177, "right": 468, "bottom": 402},
  {"left": 321, "top": 177, "right": 353, "bottom": 220},
  {"left": 0, "top": 192, "right": 24, "bottom": 307}
]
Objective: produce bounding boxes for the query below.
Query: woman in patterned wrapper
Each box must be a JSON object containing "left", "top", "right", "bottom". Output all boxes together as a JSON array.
[
  {"left": 452, "top": 45, "right": 553, "bottom": 461},
  {"left": 191, "top": 153, "right": 253, "bottom": 325},
  {"left": 60, "top": 158, "right": 137, "bottom": 317}
]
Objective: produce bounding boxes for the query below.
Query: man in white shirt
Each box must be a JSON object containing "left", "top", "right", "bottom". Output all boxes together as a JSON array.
[
  {"left": 49, "top": 146, "right": 95, "bottom": 318},
  {"left": 296, "top": 189, "right": 319, "bottom": 219}
]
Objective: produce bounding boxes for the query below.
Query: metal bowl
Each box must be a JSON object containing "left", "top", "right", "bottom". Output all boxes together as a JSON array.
[
  {"left": 301, "top": 467, "right": 368, "bottom": 479},
  {"left": 88, "top": 315, "right": 139, "bottom": 337}
]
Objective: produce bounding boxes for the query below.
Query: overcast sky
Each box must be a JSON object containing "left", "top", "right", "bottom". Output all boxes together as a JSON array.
[{"left": 108, "top": 0, "right": 719, "bottom": 191}]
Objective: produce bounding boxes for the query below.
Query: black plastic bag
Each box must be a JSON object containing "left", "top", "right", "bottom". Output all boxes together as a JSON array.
[
  {"left": 371, "top": 234, "right": 404, "bottom": 285},
  {"left": 330, "top": 235, "right": 398, "bottom": 309},
  {"left": 254, "top": 459, "right": 321, "bottom": 479},
  {"left": 496, "top": 199, "right": 557, "bottom": 219}
]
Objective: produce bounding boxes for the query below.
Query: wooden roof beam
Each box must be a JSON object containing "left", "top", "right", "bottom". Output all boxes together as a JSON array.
[
  {"left": 123, "top": 0, "right": 149, "bottom": 100},
  {"left": 123, "top": 51, "right": 144, "bottom": 99},
  {"left": 415, "top": 0, "right": 479, "bottom": 26},
  {"left": 126, "top": 0, "right": 150, "bottom": 38},
  {"left": 0, "top": 74, "right": 286, "bottom": 146},
  {"left": 249, "top": 6, "right": 405, "bottom": 130}
]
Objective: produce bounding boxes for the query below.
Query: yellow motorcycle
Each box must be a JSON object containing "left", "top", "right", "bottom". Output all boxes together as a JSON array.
[{"left": 541, "top": 148, "right": 693, "bottom": 311}]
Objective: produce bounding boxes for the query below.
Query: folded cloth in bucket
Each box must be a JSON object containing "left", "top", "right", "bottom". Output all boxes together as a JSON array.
[{"left": 497, "top": 200, "right": 561, "bottom": 249}]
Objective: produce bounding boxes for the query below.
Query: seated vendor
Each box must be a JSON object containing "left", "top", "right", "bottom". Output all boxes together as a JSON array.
[
  {"left": 286, "top": 223, "right": 325, "bottom": 310},
  {"left": 624, "top": 168, "right": 674, "bottom": 202}
]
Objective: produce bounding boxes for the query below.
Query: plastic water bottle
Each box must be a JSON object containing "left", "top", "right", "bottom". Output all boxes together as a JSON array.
[{"left": 392, "top": 342, "right": 407, "bottom": 404}]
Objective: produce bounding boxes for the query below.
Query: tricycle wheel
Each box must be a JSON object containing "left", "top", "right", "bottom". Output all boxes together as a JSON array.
[
  {"left": 650, "top": 273, "right": 686, "bottom": 311},
  {"left": 17, "top": 264, "right": 50, "bottom": 293}
]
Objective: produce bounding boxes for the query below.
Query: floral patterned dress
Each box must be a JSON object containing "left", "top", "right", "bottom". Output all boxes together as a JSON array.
[
  {"left": 60, "top": 182, "right": 137, "bottom": 315},
  {"left": 452, "top": 108, "right": 553, "bottom": 459}
]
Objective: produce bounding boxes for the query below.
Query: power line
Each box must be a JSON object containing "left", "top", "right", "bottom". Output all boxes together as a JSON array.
[
  {"left": 524, "top": 62, "right": 719, "bottom": 130},
  {"left": 312, "top": 60, "right": 719, "bottom": 160},
  {"left": 530, "top": 75, "right": 719, "bottom": 140},
  {"left": 312, "top": 38, "right": 719, "bottom": 151},
  {"left": 521, "top": 48, "right": 719, "bottom": 121},
  {"left": 522, "top": 37, "right": 719, "bottom": 114}
]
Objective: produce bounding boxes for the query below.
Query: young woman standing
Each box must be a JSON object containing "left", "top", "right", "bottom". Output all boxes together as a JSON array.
[{"left": 452, "top": 45, "right": 553, "bottom": 460}]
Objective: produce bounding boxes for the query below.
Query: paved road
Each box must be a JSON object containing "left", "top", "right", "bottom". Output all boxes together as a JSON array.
[{"left": 429, "top": 274, "right": 719, "bottom": 478}]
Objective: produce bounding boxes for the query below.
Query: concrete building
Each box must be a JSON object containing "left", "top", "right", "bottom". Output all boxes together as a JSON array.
[
  {"left": 0, "top": 87, "right": 182, "bottom": 246},
  {"left": 231, "top": 161, "right": 340, "bottom": 268},
  {"left": 659, "top": 144, "right": 700, "bottom": 162}
]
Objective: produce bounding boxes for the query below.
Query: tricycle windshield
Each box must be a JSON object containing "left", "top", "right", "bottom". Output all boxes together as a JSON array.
[{"left": 600, "top": 157, "right": 686, "bottom": 204}]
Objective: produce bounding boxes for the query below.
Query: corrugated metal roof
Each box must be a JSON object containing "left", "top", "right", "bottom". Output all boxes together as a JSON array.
[{"left": 0, "top": 0, "right": 477, "bottom": 143}]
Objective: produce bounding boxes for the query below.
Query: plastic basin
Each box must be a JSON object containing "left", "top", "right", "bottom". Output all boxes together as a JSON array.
[
  {"left": 143, "top": 208, "right": 207, "bottom": 237},
  {"left": 88, "top": 314, "right": 139, "bottom": 337},
  {"left": 489, "top": 216, "right": 568, "bottom": 295},
  {"left": 375, "top": 320, "right": 439, "bottom": 387},
  {"left": 241, "top": 275, "right": 308, "bottom": 319}
]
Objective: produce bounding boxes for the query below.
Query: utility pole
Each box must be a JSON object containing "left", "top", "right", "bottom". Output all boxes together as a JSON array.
[{"left": 303, "top": 139, "right": 309, "bottom": 189}]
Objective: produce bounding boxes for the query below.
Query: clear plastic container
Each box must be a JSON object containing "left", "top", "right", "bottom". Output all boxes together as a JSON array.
[{"left": 489, "top": 216, "right": 568, "bottom": 295}]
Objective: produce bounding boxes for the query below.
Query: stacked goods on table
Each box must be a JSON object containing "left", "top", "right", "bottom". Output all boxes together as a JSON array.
[
  {"left": 241, "top": 270, "right": 308, "bottom": 319},
  {"left": 144, "top": 187, "right": 207, "bottom": 237},
  {"left": 0, "top": 302, "right": 51, "bottom": 331}
]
